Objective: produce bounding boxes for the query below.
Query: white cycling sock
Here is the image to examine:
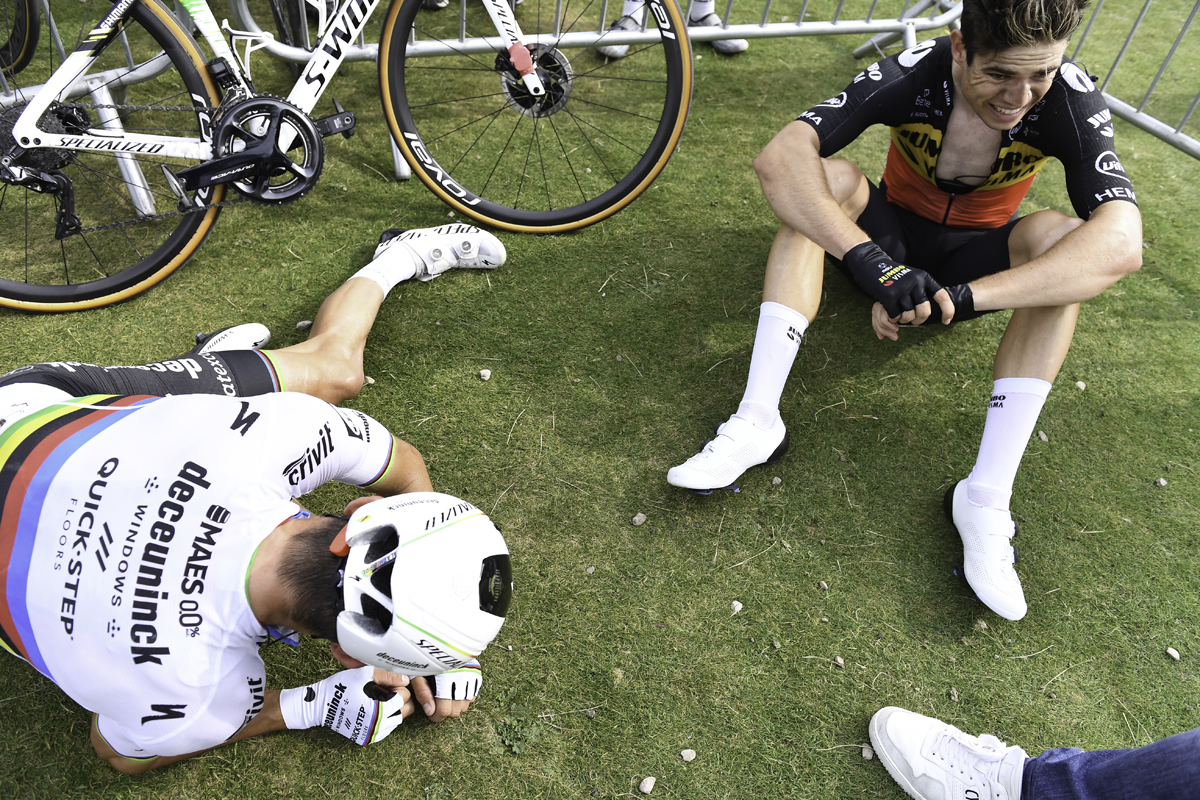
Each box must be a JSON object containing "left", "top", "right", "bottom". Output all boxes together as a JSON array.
[
  {"left": 351, "top": 241, "right": 418, "bottom": 296},
  {"left": 736, "top": 301, "right": 808, "bottom": 430},
  {"left": 967, "top": 377, "right": 1052, "bottom": 511},
  {"left": 618, "top": 0, "right": 644, "bottom": 22},
  {"left": 689, "top": 0, "right": 716, "bottom": 20}
]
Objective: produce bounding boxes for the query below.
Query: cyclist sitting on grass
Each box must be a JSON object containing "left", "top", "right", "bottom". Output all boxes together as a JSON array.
[
  {"left": 0, "top": 224, "right": 511, "bottom": 773},
  {"left": 667, "top": 0, "right": 1142, "bottom": 622}
]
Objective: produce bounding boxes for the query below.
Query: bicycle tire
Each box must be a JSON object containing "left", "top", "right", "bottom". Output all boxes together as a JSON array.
[
  {"left": 378, "top": 0, "right": 692, "bottom": 233},
  {"left": 0, "top": 0, "right": 224, "bottom": 312},
  {"left": 0, "top": 0, "right": 38, "bottom": 76}
]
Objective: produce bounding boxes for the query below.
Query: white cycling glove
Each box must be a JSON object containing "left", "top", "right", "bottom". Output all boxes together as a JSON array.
[
  {"left": 433, "top": 660, "right": 483, "bottom": 702},
  {"left": 279, "top": 665, "right": 406, "bottom": 746}
]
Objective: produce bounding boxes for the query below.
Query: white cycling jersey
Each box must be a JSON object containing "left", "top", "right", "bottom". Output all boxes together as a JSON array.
[{"left": 0, "top": 391, "right": 397, "bottom": 758}]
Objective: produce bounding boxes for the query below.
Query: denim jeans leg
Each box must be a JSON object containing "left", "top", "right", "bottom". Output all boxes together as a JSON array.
[{"left": 1022, "top": 727, "right": 1200, "bottom": 800}]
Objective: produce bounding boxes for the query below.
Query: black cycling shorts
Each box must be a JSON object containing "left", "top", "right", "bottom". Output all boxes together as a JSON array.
[
  {"left": 0, "top": 350, "right": 281, "bottom": 398},
  {"left": 831, "top": 180, "right": 1021, "bottom": 320}
]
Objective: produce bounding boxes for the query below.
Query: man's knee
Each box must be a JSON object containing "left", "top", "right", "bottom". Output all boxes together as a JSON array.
[
  {"left": 821, "top": 159, "right": 870, "bottom": 219},
  {"left": 1009, "top": 210, "right": 1084, "bottom": 267}
]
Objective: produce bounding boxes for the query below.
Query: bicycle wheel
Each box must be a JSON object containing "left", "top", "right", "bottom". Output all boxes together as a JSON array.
[
  {"left": 0, "top": 0, "right": 224, "bottom": 312},
  {"left": 379, "top": 0, "right": 692, "bottom": 232},
  {"left": 1, "top": 0, "right": 39, "bottom": 76}
]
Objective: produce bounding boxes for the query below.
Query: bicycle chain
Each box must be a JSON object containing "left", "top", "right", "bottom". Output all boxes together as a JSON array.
[{"left": 52, "top": 101, "right": 251, "bottom": 233}]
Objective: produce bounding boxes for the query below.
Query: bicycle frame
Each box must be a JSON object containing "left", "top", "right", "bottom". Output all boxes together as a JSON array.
[{"left": 5, "top": 0, "right": 547, "bottom": 170}]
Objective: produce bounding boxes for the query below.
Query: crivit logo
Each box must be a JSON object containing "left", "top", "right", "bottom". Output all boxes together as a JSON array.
[
  {"left": 1094, "top": 151, "right": 1130, "bottom": 183},
  {"left": 403, "top": 132, "right": 483, "bottom": 207},
  {"left": 1059, "top": 62, "right": 1095, "bottom": 93},
  {"left": 898, "top": 40, "right": 936, "bottom": 68},
  {"left": 283, "top": 423, "right": 336, "bottom": 486},
  {"left": 816, "top": 92, "right": 847, "bottom": 109}
]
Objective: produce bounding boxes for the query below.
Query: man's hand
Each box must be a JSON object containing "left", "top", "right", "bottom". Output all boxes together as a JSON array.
[
  {"left": 844, "top": 242, "right": 955, "bottom": 324},
  {"left": 411, "top": 660, "right": 482, "bottom": 722},
  {"left": 872, "top": 283, "right": 975, "bottom": 340},
  {"left": 279, "top": 665, "right": 414, "bottom": 745}
]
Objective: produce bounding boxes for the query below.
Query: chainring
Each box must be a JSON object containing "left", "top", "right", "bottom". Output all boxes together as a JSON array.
[{"left": 214, "top": 95, "right": 324, "bottom": 205}]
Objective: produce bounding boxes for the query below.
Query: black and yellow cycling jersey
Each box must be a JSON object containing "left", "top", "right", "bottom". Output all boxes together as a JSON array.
[{"left": 795, "top": 37, "right": 1136, "bottom": 229}]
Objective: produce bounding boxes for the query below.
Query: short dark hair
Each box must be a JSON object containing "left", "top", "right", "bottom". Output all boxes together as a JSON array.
[
  {"left": 277, "top": 515, "right": 348, "bottom": 642},
  {"left": 959, "top": 0, "right": 1090, "bottom": 63}
]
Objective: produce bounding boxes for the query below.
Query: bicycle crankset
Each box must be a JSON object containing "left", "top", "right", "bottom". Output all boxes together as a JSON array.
[
  {"left": 170, "top": 95, "right": 324, "bottom": 206},
  {"left": 497, "top": 44, "right": 573, "bottom": 118}
]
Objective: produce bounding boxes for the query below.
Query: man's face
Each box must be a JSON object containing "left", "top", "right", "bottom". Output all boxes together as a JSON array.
[{"left": 950, "top": 30, "right": 1070, "bottom": 130}]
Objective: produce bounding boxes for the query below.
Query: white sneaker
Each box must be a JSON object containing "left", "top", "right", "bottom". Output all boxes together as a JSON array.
[
  {"left": 945, "top": 480, "right": 1027, "bottom": 621},
  {"left": 688, "top": 13, "right": 748, "bottom": 55},
  {"left": 870, "top": 707, "right": 1026, "bottom": 800},
  {"left": 597, "top": 15, "right": 639, "bottom": 60},
  {"left": 190, "top": 323, "right": 272, "bottom": 355},
  {"left": 667, "top": 413, "right": 788, "bottom": 492},
  {"left": 374, "top": 224, "right": 506, "bottom": 282}
]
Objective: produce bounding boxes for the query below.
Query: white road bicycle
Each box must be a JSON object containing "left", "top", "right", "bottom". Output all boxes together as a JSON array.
[{"left": 0, "top": 0, "right": 692, "bottom": 311}]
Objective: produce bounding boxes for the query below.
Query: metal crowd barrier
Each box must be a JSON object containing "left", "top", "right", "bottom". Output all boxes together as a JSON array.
[{"left": 1070, "top": 0, "right": 1200, "bottom": 160}]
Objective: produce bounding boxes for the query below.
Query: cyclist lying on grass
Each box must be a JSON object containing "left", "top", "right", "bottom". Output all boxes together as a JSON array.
[
  {"left": 0, "top": 224, "right": 511, "bottom": 773},
  {"left": 668, "top": 0, "right": 1142, "bottom": 622}
]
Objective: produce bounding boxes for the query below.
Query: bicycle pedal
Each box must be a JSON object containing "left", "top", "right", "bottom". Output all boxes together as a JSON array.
[
  {"left": 315, "top": 99, "right": 356, "bottom": 139},
  {"left": 160, "top": 164, "right": 201, "bottom": 212}
]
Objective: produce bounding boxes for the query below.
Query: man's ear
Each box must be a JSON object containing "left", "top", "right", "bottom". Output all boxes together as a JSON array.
[
  {"left": 330, "top": 642, "right": 368, "bottom": 669},
  {"left": 949, "top": 29, "right": 968, "bottom": 67}
]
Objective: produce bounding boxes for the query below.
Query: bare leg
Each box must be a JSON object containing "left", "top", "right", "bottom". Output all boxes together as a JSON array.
[
  {"left": 264, "top": 278, "right": 385, "bottom": 404},
  {"left": 994, "top": 210, "right": 1085, "bottom": 381},
  {"left": 762, "top": 158, "right": 871, "bottom": 320}
]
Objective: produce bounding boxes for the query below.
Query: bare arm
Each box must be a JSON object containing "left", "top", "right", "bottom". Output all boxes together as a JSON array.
[
  {"left": 971, "top": 200, "right": 1142, "bottom": 311},
  {"left": 361, "top": 434, "right": 433, "bottom": 497},
  {"left": 753, "top": 121, "right": 871, "bottom": 260},
  {"left": 91, "top": 692, "right": 288, "bottom": 775}
]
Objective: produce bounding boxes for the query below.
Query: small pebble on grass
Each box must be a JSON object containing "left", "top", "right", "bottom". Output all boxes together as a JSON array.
[
  {"left": 681, "top": 749, "right": 696, "bottom": 762},
  {"left": 364, "top": 376, "right": 375, "bottom": 385},
  {"left": 1167, "top": 647, "right": 1181, "bottom": 661},
  {"left": 772, "top": 476, "right": 782, "bottom": 486},
  {"left": 731, "top": 600, "right": 743, "bottom": 614},
  {"left": 818, "top": 580, "right": 829, "bottom": 590},
  {"left": 1075, "top": 381, "right": 1086, "bottom": 390},
  {"left": 834, "top": 656, "right": 845, "bottom": 669},
  {"left": 632, "top": 512, "right": 647, "bottom": 526},
  {"left": 586, "top": 709, "right": 596, "bottom": 719},
  {"left": 862, "top": 745, "right": 874, "bottom": 760},
  {"left": 296, "top": 320, "right": 312, "bottom": 331},
  {"left": 479, "top": 369, "right": 491, "bottom": 381},
  {"left": 1038, "top": 430, "right": 1049, "bottom": 442},
  {"left": 1156, "top": 478, "right": 1168, "bottom": 487},
  {"left": 586, "top": 566, "right": 595, "bottom": 574},
  {"left": 639, "top": 777, "right": 656, "bottom": 794}
]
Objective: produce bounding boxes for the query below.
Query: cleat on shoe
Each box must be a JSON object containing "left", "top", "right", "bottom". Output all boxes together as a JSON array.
[
  {"left": 688, "top": 13, "right": 748, "bottom": 55},
  {"left": 945, "top": 480, "right": 1027, "bottom": 621},
  {"left": 190, "top": 323, "right": 272, "bottom": 355},
  {"left": 667, "top": 413, "right": 787, "bottom": 492},
  {"left": 869, "top": 706, "right": 1026, "bottom": 800},
  {"left": 375, "top": 223, "right": 506, "bottom": 281},
  {"left": 597, "top": 15, "right": 639, "bottom": 60}
]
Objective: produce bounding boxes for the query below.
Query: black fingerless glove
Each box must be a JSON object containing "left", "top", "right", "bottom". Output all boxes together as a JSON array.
[
  {"left": 843, "top": 241, "right": 943, "bottom": 319},
  {"left": 927, "top": 283, "right": 978, "bottom": 324}
]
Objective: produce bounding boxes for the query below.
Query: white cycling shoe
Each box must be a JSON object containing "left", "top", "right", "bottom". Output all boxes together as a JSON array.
[
  {"left": 869, "top": 706, "right": 1026, "bottom": 800},
  {"left": 688, "top": 13, "right": 749, "bottom": 55},
  {"left": 945, "top": 480, "right": 1027, "bottom": 621},
  {"left": 374, "top": 223, "right": 506, "bottom": 282},
  {"left": 667, "top": 413, "right": 788, "bottom": 493},
  {"left": 190, "top": 323, "right": 272, "bottom": 355},
  {"left": 597, "top": 15, "right": 639, "bottom": 60}
]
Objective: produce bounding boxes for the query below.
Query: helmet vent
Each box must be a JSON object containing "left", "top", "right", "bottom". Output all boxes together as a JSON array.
[
  {"left": 360, "top": 593, "right": 393, "bottom": 631},
  {"left": 364, "top": 527, "right": 399, "bottom": 563},
  {"left": 370, "top": 561, "right": 394, "bottom": 596}
]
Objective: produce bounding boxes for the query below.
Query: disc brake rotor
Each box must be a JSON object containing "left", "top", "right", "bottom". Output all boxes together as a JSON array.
[{"left": 497, "top": 44, "right": 574, "bottom": 118}]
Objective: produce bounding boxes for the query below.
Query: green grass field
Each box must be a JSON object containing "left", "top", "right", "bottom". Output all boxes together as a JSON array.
[{"left": 1, "top": 2, "right": 1198, "bottom": 798}]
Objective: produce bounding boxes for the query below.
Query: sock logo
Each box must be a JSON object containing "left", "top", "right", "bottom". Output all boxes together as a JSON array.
[
  {"left": 786, "top": 326, "right": 803, "bottom": 342},
  {"left": 988, "top": 394, "right": 1005, "bottom": 408}
]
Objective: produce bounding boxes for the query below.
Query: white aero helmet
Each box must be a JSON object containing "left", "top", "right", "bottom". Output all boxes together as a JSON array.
[{"left": 330, "top": 492, "right": 512, "bottom": 676}]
